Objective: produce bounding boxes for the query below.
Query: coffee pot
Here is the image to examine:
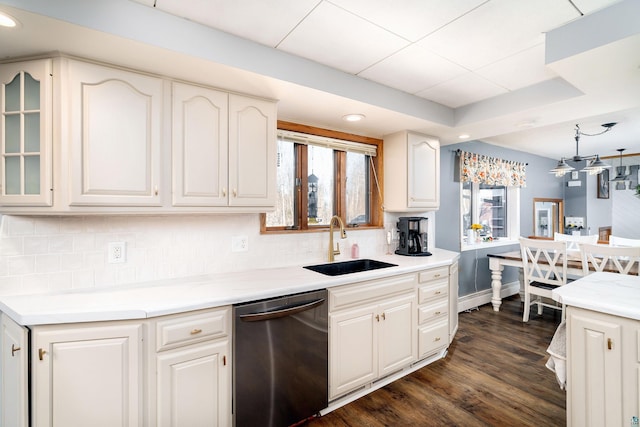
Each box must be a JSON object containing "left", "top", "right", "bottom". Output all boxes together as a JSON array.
[{"left": 395, "top": 217, "right": 431, "bottom": 256}]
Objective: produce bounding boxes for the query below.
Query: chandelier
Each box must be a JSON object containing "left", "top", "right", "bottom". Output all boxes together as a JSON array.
[
  {"left": 610, "top": 148, "right": 630, "bottom": 183},
  {"left": 550, "top": 122, "right": 617, "bottom": 177}
]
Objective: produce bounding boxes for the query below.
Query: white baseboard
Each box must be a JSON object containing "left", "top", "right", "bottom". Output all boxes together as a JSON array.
[{"left": 457, "top": 280, "right": 520, "bottom": 312}]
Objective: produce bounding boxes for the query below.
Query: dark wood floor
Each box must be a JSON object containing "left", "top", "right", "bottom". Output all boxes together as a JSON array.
[{"left": 306, "top": 295, "right": 566, "bottom": 427}]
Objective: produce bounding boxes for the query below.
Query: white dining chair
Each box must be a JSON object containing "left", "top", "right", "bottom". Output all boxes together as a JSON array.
[
  {"left": 580, "top": 243, "right": 640, "bottom": 275},
  {"left": 609, "top": 235, "right": 640, "bottom": 247},
  {"left": 519, "top": 237, "right": 569, "bottom": 322},
  {"left": 553, "top": 232, "right": 598, "bottom": 252}
]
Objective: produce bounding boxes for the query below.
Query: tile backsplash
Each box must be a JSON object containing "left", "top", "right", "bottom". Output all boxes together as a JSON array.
[{"left": 0, "top": 213, "right": 427, "bottom": 296}]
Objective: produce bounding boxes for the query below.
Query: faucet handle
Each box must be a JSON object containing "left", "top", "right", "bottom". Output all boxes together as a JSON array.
[{"left": 335, "top": 242, "right": 340, "bottom": 255}]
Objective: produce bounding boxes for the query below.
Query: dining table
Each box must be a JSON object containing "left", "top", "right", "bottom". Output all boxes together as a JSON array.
[{"left": 485, "top": 249, "right": 638, "bottom": 312}]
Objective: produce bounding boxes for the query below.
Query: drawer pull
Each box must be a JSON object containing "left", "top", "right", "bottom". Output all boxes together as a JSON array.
[
  {"left": 375, "top": 314, "right": 380, "bottom": 322},
  {"left": 381, "top": 312, "right": 386, "bottom": 321},
  {"left": 434, "top": 337, "right": 441, "bottom": 342},
  {"left": 39, "top": 348, "right": 47, "bottom": 361},
  {"left": 434, "top": 274, "right": 441, "bottom": 278},
  {"left": 435, "top": 291, "right": 441, "bottom": 295},
  {"left": 434, "top": 311, "right": 441, "bottom": 316},
  {"left": 11, "top": 344, "right": 20, "bottom": 357},
  {"left": 190, "top": 328, "right": 203, "bottom": 335},
  {"left": 223, "top": 355, "right": 227, "bottom": 366}
]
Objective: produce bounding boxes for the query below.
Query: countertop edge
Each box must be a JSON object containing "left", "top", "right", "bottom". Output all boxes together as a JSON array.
[{"left": 1, "top": 249, "right": 460, "bottom": 326}]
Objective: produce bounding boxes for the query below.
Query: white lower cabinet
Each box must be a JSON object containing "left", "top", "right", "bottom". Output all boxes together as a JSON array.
[
  {"left": 417, "top": 266, "right": 450, "bottom": 358},
  {"left": 1, "top": 314, "right": 29, "bottom": 427},
  {"left": 0, "top": 306, "right": 231, "bottom": 427},
  {"left": 150, "top": 307, "right": 231, "bottom": 427},
  {"left": 329, "top": 274, "right": 417, "bottom": 400},
  {"left": 567, "top": 306, "right": 639, "bottom": 427},
  {"left": 31, "top": 321, "right": 144, "bottom": 427}
]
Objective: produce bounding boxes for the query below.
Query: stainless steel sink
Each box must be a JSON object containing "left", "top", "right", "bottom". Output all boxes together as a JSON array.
[{"left": 303, "top": 259, "right": 397, "bottom": 276}]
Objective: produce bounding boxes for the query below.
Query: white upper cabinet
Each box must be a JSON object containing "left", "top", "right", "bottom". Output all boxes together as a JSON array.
[
  {"left": 228, "top": 94, "right": 276, "bottom": 207},
  {"left": 0, "top": 56, "right": 277, "bottom": 214},
  {"left": 0, "top": 59, "right": 53, "bottom": 207},
  {"left": 383, "top": 131, "right": 440, "bottom": 211},
  {"left": 171, "top": 84, "right": 276, "bottom": 209},
  {"left": 172, "top": 82, "right": 228, "bottom": 207},
  {"left": 66, "top": 60, "right": 163, "bottom": 206}
]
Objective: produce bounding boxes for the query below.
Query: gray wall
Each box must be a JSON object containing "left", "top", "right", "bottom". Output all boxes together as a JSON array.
[{"left": 435, "top": 141, "right": 563, "bottom": 297}]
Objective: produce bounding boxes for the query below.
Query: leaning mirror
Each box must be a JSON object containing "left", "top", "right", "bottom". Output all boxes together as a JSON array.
[{"left": 533, "top": 198, "right": 563, "bottom": 238}]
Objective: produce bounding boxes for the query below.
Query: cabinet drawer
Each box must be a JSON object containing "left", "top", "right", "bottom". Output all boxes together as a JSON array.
[
  {"left": 418, "top": 300, "right": 448, "bottom": 324},
  {"left": 418, "top": 267, "right": 449, "bottom": 283},
  {"left": 330, "top": 274, "right": 416, "bottom": 311},
  {"left": 418, "top": 279, "right": 448, "bottom": 304},
  {"left": 418, "top": 320, "right": 448, "bottom": 358},
  {"left": 156, "top": 307, "right": 230, "bottom": 351}
]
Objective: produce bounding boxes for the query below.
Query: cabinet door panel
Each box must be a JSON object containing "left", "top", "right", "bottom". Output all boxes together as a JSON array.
[
  {"left": 0, "top": 59, "right": 53, "bottom": 206},
  {"left": 407, "top": 133, "right": 439, "bottom": 209},
  {"left": 330, "top": 304, "right": 377, "bottom": 399},
  {"left": 379, "top": 294, "right": 416, "bottom": 376},
  {"left": 172, "top": 83, "right": 228, "bottom": 206},
  {"left": 1, "top": 314, "right": 29, "bottom": 427},
  {"left": 32, "top": 323, "right": 143, "bottom": 427},
  {"left": 569, "top": 309, "right": 622, "bottom": 427},
  {"left": 228, "top": 95, "right": 275, "bottom": 207},
  {"left": 67, "top": 60, "right": 162, "bottom": 206},
  {"left": 157, "top": 340, "right": 230, "bottom": 427}
]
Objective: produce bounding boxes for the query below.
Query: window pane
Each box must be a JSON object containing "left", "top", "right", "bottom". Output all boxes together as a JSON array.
[
  {"left": 265, "top": 139, "right": 295, "bottom": 227},
  {"left": 4, "top": 114, "right": 20, "bottom": 153},
  {"left": 24, "top": 155, "right": 40, "bottom": 195},
  {"left": 5, "top": 74, "right": 20, "bottom": 112},
  {"left": 24, "top": 72, "right": 40, "bottom": 111},
  {"left": 461, "top": 182, "right": 472, "bottom": 232},
  {"left": 478, "top": 184, "right": 507, "bottom": 238},
  {"left": 346, "top": 152, "right": 369, "bottom": 224},
  {"left": 308, "top": 145, "right": 333, "bottom": 226},
  {"left": 4, "top": 156, "right": 20, "bottom": 195},
  {"left": 25, "top": 112, "right": 40, "bottom": 152}
]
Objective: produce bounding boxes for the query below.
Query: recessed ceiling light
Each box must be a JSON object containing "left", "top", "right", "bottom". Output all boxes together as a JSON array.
[
  {"left": 458, "top": 134, "right": 470, "bottom": 139},
  {"left": 342, "top": 114, "right": 365, "bottom": 122},
  {"left": 0, "top": 11, "right": 18, "bottom": 28}
]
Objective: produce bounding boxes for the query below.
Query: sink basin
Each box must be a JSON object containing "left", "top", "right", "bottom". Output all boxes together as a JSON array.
[{"left": 303, "top": 259, "right": 397, "bottom": 276}]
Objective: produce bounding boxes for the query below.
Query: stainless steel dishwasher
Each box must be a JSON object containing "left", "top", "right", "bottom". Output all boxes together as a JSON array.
[{"left": 233, "top": 289, "right": 328, "bottom": 427}]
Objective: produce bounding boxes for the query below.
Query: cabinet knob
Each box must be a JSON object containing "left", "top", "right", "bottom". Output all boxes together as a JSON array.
[
  {"left": 11, "top": 344, "right": 20, "bottom": 357},
  {"left": 190, "top": 328, "right": 202, "bottom": 335},
  {"left": 38, "top": 348, "right": 48, "bottom": 361}
]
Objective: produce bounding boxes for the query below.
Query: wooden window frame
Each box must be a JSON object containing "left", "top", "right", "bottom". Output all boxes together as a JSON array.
[{"left": 260, "top": 121, "right": 384, "bottom": 234}]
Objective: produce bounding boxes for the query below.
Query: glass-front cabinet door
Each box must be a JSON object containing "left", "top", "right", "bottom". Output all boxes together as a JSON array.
[{"left": 0, "top": 59, "right": 53, "bottom": 206}]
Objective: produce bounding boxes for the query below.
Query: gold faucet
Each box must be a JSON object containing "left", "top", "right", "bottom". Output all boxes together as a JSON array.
[{"left": 328, "top": 215, "right": 347, "bottom": 262}]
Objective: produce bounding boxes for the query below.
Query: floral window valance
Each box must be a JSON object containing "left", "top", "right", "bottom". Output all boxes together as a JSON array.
[{"left": 459, "top": 150, "right": 526, "bottom": 187}]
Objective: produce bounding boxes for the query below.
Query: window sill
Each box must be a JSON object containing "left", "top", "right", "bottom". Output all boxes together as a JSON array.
[{"left": 461, "top": 238, "right": 519, "bottom": 252}]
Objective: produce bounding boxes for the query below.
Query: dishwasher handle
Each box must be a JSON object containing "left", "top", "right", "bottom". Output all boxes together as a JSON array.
[{"left": 239, "top": 298, "right": 325, "bottom": 322}]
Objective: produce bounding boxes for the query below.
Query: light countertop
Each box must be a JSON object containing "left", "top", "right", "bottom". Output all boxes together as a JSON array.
[
  {"left": 552, "top": 272, "right": 640, "bottom": 320},
  {"left": 0, "top": 249, "right": 459, "bottom": 326}
]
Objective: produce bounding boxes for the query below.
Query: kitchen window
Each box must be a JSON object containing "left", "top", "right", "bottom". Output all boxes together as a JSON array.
[
  {"left": 461, "top": 181, "right": 520, "bottom": 248},
  {"left": 261, "top": 122, "right": 383, "bottom": 233}
]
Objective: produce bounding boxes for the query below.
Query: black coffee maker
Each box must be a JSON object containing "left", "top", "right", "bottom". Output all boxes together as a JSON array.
[{"left": 395, "top": 217, "right": 431, "bottom": 256}]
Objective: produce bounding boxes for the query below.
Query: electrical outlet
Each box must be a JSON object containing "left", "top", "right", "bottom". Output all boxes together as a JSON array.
[
  {"left": 231, "top": 236, "right": 248, "bottom": 252},
  {"left": 108, "top": 242, "right": 127, "bottom": 264}
]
